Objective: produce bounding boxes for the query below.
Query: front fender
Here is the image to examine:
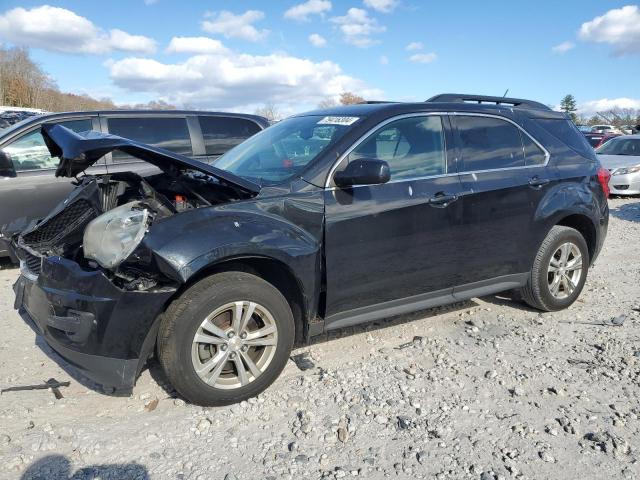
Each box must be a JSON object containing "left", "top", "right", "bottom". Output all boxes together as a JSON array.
[{"left": 140, "top": 203, "right": 322, "bottom": 305}]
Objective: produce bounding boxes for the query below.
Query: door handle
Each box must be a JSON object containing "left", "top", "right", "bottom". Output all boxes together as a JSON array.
[
  {"left": 529, "top": 177, "right": 550, "bottom": 188},
  {"left": 428, "top": 193, "right": 459, "bottom": 207}
]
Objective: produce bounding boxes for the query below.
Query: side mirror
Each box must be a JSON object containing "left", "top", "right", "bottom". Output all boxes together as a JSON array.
[
  {"left": 334, "top": 158, "right": 390, "bottom": 188},
  {"left": 0, "top": 151, "right": 16, "bottom": 178}
]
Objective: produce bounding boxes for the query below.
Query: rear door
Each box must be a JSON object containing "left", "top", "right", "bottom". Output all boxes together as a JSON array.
[
  {"left": 0, "top": 116, "right": 101, "bottom": 236},
  {"left": 450, "top": 113, "right": 550, "bottom": 288}
]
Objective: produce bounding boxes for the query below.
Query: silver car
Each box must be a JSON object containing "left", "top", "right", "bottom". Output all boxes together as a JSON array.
[{"left": 596, "top": 135, "right": 640, "bottom": 195}]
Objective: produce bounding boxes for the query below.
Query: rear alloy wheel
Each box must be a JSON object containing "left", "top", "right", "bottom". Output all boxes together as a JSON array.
[
  {"left": 158, "top": 272, "right": 295, "bottom": 406},
  {"left": 520, "top": 226, "right": 589, "bottom": 311}
]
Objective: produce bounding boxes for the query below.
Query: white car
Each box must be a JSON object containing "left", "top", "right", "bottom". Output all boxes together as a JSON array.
[
  {"left": 591, "top": 124, "right": 622, "bottom": 134},
  {"left": 596, "top": 135, "right": 640, "bottom": 195}
]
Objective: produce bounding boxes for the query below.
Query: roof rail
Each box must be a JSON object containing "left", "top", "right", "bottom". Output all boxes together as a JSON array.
[
  {"left": 358, "top": 100, "right": 396, "bottom": 104},
  {"left": 426, "top": 93, "right": 551, "bottom": 111}
]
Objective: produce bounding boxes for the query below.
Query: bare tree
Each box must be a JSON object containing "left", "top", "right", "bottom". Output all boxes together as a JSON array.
[
  {"left": 318, "top": 97, "right": 338, "bottom": 108},
  {"left": 339, "top": 92, "right": 365, "bottom": 105},
  {"left": 254, "top": 103, "right": 282, "bottom": 122}
]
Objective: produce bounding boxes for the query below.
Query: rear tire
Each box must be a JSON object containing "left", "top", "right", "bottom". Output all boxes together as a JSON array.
[
  {"left": 520, "top": 226, "right": 589, "bottom": 311},
  {"left": 158, "top": 272, "right": 295, "bottom": 406}
]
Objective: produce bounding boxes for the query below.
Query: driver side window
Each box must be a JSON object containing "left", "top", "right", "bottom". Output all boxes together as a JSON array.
[
  {"left": 2, "top": 119, "right": 92, "bottom": 172},
  {"left": 347, "top": 116, "right": 446, "bottom": 180}
]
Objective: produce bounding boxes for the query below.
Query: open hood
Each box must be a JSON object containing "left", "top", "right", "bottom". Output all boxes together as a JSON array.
[{"left": 42, "top": 123, "right": 261, "bottom": 194}]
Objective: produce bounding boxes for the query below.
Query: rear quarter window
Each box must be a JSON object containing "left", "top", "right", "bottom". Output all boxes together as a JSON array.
[
  {"left": 199, "top": 116, "right": 261, "bottom": 155},
  {"left": 536, "top": 119, "right": 594, "bottom": 158}
]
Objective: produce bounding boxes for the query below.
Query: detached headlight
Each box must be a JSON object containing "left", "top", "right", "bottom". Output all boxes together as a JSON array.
[
  {"left": 614, "top": 164, "right": 640, "bottom": 175},
  {"left": 83, "top": 201, "right": 149, "bottom": 269}
]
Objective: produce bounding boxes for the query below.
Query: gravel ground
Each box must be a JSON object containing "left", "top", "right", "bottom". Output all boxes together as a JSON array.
[{"left": 1, "top": 196, "right": 639, "bottom": 480}]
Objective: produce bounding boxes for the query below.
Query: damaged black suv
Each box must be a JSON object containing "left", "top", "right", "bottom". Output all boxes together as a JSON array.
[{"left": 12, "top": 94, "right": 609, "bottom": 406}]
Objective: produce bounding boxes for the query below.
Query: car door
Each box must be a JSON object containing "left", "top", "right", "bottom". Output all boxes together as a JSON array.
[
  {"left": 323, "top": 114, "right": 464, "bottom": 323},
  {"left": 0, "top": 117, "right": 101, "bottom": 236},
  {"left": 450, "top": 113, "right": 549, "bottom": 289}
]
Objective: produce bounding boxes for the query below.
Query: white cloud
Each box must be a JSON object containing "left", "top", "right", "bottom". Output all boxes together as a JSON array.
[
  {"left": 202, "top": 10, "right": 269, "bottom": 42},
  {"left": 578, "top": 97, "right": 640, "bottom": 115},
  {"left": 107, "top": 52, "right": 382, "bottom": 111},
  {"left": 0, "top": 5, "right": 156, "bottom": 54},
  {"left": 405, "top": 41, "right": 423, "bottom": 51},
  {"left": 166, "top": 36, "right": 228, "bottom": 54},
  {"left": 331, "top": 8, "right": 385, "bottom": 47},
  {"left": 551, "top": 41, "right": 575, "bottom": 54},
  {"left": 109, "top": 29, "right": 156, "bottom": 54},
  {"left": 379, "top": 55, "right": 389, "bottom": 65},
  {"left": 284, "top": 0, "right": 332, "bottom": 21},
  {"left": 579, "top": 5, "right": 640, "bottom": 55},
  {"left": 363, "top": 0, "right": 398, "bottom": 13},
  {"left": 308, "top": 33, "right": 327, "bottom": 47},
  {"left": 409, "top": 52, "right": 437, "bottom": 64}
]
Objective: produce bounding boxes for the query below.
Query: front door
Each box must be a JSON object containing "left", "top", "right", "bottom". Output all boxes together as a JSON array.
[{"left": 323, "top": 114, "right": 464, "bottom": 322}]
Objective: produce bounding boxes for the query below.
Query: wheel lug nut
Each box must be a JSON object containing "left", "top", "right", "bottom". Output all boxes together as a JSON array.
[
  {"left": 240, "top": 332, "right": 247, "bottom": 339},
  {"left": 229, "top": 352, "right": 236, "bottom": 359},
  {"left": 241, "top": 345, "right": 248, "bottom": 352},
  {"left": 221, "top": 344, "right": 228, "bottom": 351},
  {"left": 228, "top": 332, "right": 235, "bottom": 338}
]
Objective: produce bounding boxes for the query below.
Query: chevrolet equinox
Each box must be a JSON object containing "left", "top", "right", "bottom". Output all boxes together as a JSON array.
[{"left": 11, "top": 94, "right": 609, "bottom": 406}]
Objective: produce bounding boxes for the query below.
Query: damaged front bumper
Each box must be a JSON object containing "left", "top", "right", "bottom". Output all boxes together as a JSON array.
[{"left": 13, "top": 254, "right": 175, "bottom": 394}]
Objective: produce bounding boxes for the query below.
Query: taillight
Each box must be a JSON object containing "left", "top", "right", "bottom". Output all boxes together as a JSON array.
[{"left": 597, "top": 166, "right": 611, "bottom": 198}]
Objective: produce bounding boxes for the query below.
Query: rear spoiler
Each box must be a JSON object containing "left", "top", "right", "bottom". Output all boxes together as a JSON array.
[{"left": 42, "top": 124, "right": 260, "bottom": 194}]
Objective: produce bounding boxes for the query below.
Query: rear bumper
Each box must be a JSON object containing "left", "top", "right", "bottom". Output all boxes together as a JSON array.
[{"left": 13, "top": 255, "right": 175, "bottom": 393}]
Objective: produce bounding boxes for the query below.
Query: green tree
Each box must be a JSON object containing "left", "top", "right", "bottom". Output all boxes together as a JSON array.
[{"left": 560, "top": 94, "right": 578, "bottom": 122}]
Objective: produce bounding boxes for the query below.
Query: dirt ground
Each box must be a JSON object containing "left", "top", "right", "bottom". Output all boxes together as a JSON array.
[{"left": 1, "top": 197, "right": 639, "bottom": 480}]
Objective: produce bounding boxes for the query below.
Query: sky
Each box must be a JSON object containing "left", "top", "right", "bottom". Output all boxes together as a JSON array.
[{"left": 0, "top": 0, "right": 639, "bottom": 116}]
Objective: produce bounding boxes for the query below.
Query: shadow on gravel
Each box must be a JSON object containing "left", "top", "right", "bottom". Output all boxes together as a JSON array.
[
  {"left": 20, "top": 455, "right": 149, "bottom": 480},
  {"left": 479, "top": 291, "right": 540, "bottom": 313},
  {"left": 609, "top": 200, "right": 640, "bottom": 223},
  {"left": 0, "top": 256, "right": 17, "bottom": 270}
]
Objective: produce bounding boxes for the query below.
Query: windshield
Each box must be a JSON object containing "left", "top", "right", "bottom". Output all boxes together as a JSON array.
[
  {"left": 597, "top": 138, "right": 640, "bottom": 156},
  {"left": 213, "top": 115, "right": 357, "bottom": 184}
]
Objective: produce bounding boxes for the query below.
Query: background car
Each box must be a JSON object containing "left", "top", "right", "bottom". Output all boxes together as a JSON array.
[
  {"left": 596, "top": 135, "right": 640, "bottom": 195},
  {"left": 0, "top": 107, "right": 45, "bottom": 131},
  {"left": 0, "top": 110, "right": 268, "bottom": 258},
  {"left": 590, "top": 124, "right": 621, "bottom": 134},
  {"left": 584, "top": 132, "right": 621, "bottom": 149}
]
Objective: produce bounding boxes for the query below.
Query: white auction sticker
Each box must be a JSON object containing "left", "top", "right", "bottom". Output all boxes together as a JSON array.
[{"left": 317, "top": 116, "right": 360, "bottom": 126}]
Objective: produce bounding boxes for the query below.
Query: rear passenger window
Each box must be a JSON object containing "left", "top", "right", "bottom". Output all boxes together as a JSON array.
[
  {"left": 199, "top": 116, "right": 261, "bottom": 155},
  {"left": 455, "top": 116, "right": 524, "bottom": 171},
  {"left": 521, "top": 133, "right": 547, "bottom": 166},
  {"left": 107, "top": 117, "right": 192, "bottom": 161},
  {"left": 348, "top": 116, "right": 446, "bottom": 180}
]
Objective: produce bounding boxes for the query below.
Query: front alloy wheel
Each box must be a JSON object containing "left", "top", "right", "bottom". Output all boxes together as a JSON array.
[
  {"left": 158, "top": 272, "right": 295, "bottom": 406},
  {"left": 191, "top": 301, "right": 278, "bottom": 389}
]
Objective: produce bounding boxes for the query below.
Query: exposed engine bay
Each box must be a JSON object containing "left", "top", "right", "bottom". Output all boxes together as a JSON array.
[{"left": 16, "top": 170, "right": 249, "bottom": 289}]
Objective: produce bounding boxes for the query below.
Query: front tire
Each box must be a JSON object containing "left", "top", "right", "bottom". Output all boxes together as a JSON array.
[
  {"left": 520, "top": 226, "right": 589, "bottom": 311},
  {"left": 158, "top": 272, "right": 295, "bottom": 406}
]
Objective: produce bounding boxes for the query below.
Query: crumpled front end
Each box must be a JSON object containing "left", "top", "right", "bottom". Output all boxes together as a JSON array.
[{"left": 14, "top": 254, "right": 175, "bottom": 393}]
